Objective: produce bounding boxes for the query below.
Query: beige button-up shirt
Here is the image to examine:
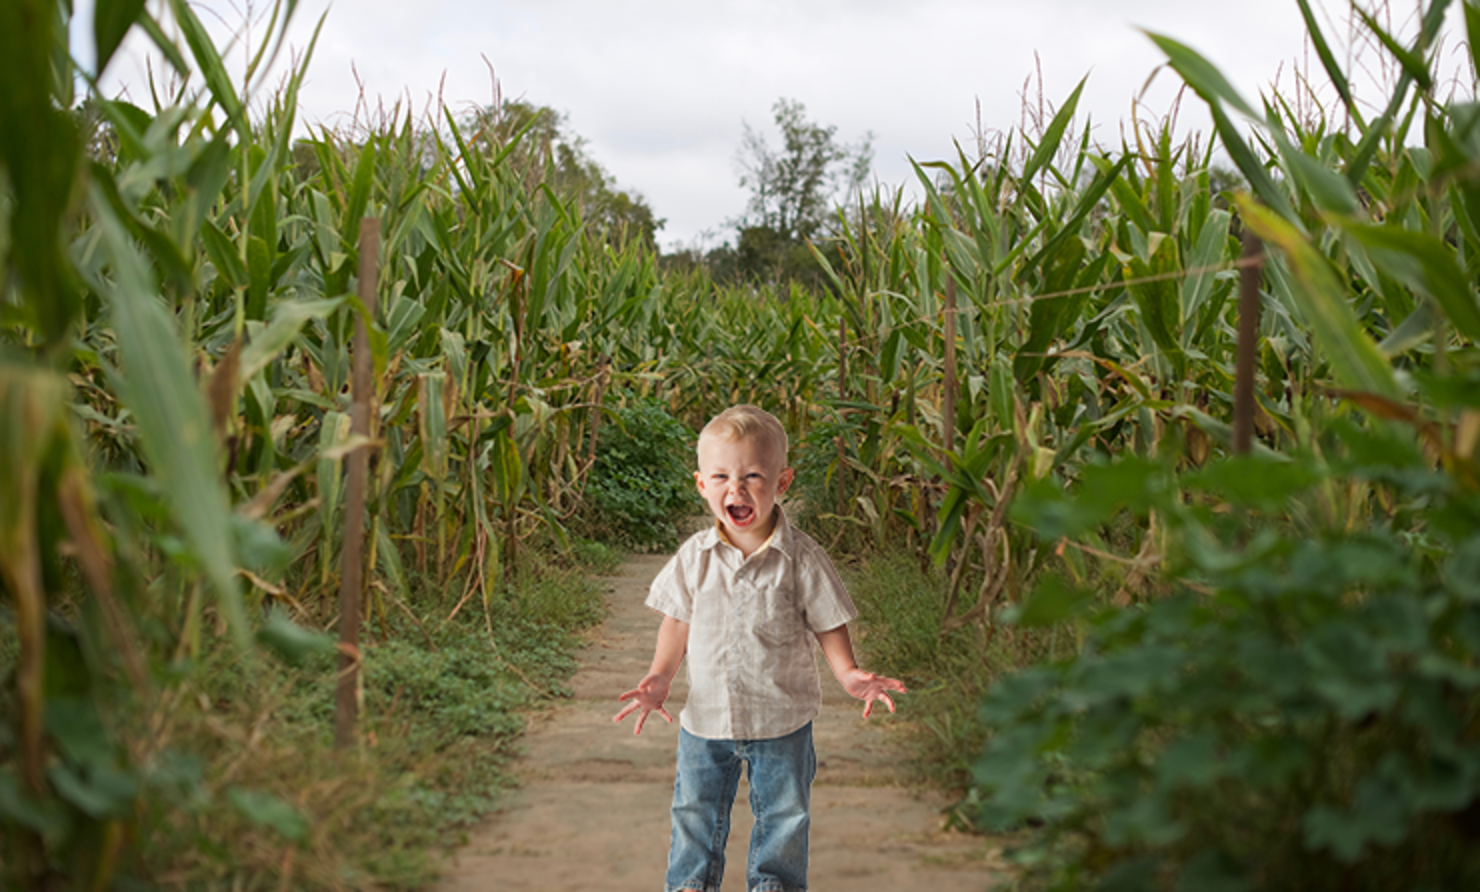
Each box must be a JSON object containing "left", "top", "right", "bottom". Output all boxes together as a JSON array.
[{"left": 646, "top": 509, "right": 858, "bottom": 741}]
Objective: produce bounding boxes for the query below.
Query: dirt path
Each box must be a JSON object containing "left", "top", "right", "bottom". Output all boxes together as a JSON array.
[{"left": 434, "top": 553, "right": 1002, "bottom": 891}]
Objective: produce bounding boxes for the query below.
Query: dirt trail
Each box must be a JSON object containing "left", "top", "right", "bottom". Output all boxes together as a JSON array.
[{"left": 434, "top": 553, "right": 1002, "bottom": 891}]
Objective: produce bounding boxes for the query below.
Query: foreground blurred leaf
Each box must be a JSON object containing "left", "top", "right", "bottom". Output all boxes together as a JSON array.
[
  {"left": 256, "top": 610, "right": 336, "bottom": 667},
  {"left": 1238, "top": 198, "right": 1400, "bottom": 399},
  {"left": 1012, "top": 573, "right": 1094, "bottom": 628},
  {"left": 91, "top": 192, "right": 246, "bottom": 646},
  {"left": 226, "top": 787, "right": 309, "bottom": 842}
]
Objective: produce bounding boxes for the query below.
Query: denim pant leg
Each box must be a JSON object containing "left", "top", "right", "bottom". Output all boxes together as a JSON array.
[
  {"left": 745, "top": 723, "right": 815, "bottom": 892},
  {"left": 667, "top": 729, "right": 743, "bottom": 892}
]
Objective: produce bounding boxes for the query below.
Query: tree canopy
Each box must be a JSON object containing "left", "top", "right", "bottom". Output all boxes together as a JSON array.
[
  {"left": 466, "top": 99, "right": 664, "bottom": 251},
  {"left": 728, "top": 98, "right": 873, "bottom": 285}
]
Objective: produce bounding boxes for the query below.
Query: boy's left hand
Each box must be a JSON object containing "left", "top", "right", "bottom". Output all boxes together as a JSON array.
[{"left": 840, "top": 669, "right": 907, "bottom": 718}]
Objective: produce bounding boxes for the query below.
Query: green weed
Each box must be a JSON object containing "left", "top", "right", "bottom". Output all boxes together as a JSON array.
[{"left": 113, "top": 558, "right": 604, "bottom": 889}]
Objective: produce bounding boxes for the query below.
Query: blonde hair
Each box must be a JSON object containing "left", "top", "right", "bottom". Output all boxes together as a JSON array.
[{"left": 699, "top": 404, "right": 789, "bottom": 463}]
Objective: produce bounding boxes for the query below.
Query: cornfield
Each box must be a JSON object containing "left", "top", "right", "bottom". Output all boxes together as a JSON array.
[{"left": 3, "top": 0, "right": 1479, "bottom": 887}]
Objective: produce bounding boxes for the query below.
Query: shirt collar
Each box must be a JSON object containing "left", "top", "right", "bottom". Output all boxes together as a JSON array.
[{"left": 698, "top": 505, "right": 795, "bottom": 559}]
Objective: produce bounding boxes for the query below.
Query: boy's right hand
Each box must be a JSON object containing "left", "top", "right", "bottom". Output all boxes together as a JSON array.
[{"left": 613, "top": 673, "right": 673, "bottom": 735}]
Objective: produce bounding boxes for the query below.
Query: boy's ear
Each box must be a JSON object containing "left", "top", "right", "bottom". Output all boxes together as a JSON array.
[
  {"left": 693, "top": 470, "right": 705, "bottom": 493},
  {"left": 778, "top": 466, "right": 795, "bottom": 494}
]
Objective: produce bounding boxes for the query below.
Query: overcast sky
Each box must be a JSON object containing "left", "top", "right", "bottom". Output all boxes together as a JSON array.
[{"left": 80, "top": 1, "right": 1471, "bottom": 252}]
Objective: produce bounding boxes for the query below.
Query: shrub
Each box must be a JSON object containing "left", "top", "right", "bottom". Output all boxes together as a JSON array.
[
  {"left": 585, "top": 395, "right": 697, "bottom": 550},
  {"left": 970, "top": 429, "right": 1480, "bottom": 890}
]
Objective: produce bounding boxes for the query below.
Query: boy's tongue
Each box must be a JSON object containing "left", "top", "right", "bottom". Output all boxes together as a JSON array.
[{"left": 727, "top": 503, "right": 755, "bottom": 526}]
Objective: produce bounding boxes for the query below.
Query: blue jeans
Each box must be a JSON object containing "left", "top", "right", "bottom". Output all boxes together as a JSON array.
[{"left": 665, "top": 722, "right": 815, "bottom": 892}]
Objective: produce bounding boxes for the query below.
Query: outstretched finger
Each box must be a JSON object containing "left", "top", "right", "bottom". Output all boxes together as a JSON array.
[{"left": 613, "top": 701, "right": 639, "bottom": 723}]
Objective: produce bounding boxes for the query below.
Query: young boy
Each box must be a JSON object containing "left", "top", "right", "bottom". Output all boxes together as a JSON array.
[{"left": 613, "top": 404, "right": 907, "bottom": 892}]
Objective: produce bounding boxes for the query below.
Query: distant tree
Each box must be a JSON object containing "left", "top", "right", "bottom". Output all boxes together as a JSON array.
[
  {"left": 730, "top": 98, "right": 872, "bottom": 285},
  {"left": 465, "top": 100, "right": 664, "bottom": 251}
]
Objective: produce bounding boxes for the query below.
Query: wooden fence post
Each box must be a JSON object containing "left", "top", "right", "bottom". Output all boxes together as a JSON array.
[
  {"left": 336, "top": 217, "right": 379, "bottom": 749},
  {"left": 1233, "top": 233, "right": 1263, "bottom": 456}
]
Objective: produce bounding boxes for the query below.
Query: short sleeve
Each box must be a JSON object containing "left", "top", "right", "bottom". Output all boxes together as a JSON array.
[
  {"left": 794, "top": 540, "right": 858, "bottom": 633},
  {"left": 645, "top": 548, "right": 693, "bottom": 622}
]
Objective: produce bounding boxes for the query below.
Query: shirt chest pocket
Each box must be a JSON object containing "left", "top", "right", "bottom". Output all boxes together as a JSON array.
[{"left": 750, "top": 584, "right": 804, "bottom": 647}]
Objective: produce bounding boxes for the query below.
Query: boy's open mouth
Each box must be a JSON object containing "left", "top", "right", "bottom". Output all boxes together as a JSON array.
[{"left": 726, "top": 503, "right": 755, "bottom": 526}]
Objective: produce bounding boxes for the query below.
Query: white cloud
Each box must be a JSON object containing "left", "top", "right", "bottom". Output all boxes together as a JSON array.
[{"left": 81, "top": 0, "right": 1473, "bottom": 251}]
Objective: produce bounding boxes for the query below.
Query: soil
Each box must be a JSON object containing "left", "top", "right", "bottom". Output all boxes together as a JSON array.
[{"left": 433, "top": 553, "right": 1006, "bottom": 891}]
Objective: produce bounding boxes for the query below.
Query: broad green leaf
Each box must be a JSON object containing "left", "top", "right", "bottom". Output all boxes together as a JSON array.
[
  {"left": 1145, "top": 32, "right": 1258, "bottom": 118},
  {"left": 1353, "top": 4, "right": 1436, "bottom": 92},
  {"left": 1021, "top": 77, "right": 1086, "bottom": 185},
  {"left": 227, "top": 787, "right": 309, "bottom": 842},
  {"left": 256, "top": 610, "right": 336, "bottom": 667},
  {"left": 201, "top": 220, "right": 248, "bottom": 289},
  {"left": 166, "top": 0, "right": 246, "bottom": 134},
  {"left": 91, "top": 193, "right": 246, "bottom": 645},
  {"left": 0, "top": 0, "right": 84, "bottom": 351},
  {"left": 1278, "top": 136, "right": 1361, "bottom": 216},
  {"left": 1294, "top": 0, "right": 1361, "bottom": 127},
  {"left": 246, "top": 234, "right": 272, "bottom": 322},
  {"left": 137, "top": 11, "right": 190, "bottom": 77},
  {"left": 1013, "top": 573, "right": 1093, "bottom": 628},
  {"left": 1340, "top": 222, "right": 1480, "bottom": 341},
  {"left": 239, "top": 298, "right": 344, "bottom": 382},
  {"left": 1127, "top": 234, "right": 1186, "bottom": 379},
  {"left": 1185, "top": 454, "right": 1319, "bottom": 511},
  {"left": 1303, "top": 778, "right": 1410, "bottom": 863},
  {"left": 1181, "top": 208, "right": 1231, "bottom": 336},
  {"left": 1237, "top": 198, "right": 1399, "bottom": 398},
  {"left": 1469, "top": 1, "right": 1480, "bottom": 90},
  {"left": 94, "top": 0, "right": 149, "bottom": 76}
]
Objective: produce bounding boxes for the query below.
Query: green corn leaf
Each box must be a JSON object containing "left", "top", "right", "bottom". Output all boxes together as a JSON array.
[
  {"left": 1181, "top": 209, "right": 1232, "bottom": 340},
  {"left": 344, "top": 140, "right": 379, "bottom": 250},
  {"left": 1340, "top": 222, "right": 1480, "bottom": 341},
  {"left": 166, "top": 0, "right": 246, "bottom": 135},
  {"left": 1378, "top": 300, "right": 1436, "bottom": 357},
  {"left": 317, "top": 410, "right": 350, "bottom": 577},
  {"left": 1237, "top": 197, "right": 1400, "bottom": 399},
  {"left": 90, "top": 191, "right": 246, "bottom": 645},
  {"left": 1276, "top": 131, "right": 1361, "bottom": 216},
  {"left": 137, "top": 10, "right": 190, "bottom": 77},
  {"left": 1145, "top": 32, "right": 1258, "bottom": 119},
  {"left": 1021, "top": 77, "right": 1086, "bottom": 185},
  {"left": 94, "top": 0, "right": 149, "bottom": 77},
  {"left": 1353, "top": 4, "right": 1436, "bottom": 92},
  {"left": 1029, "top": 155, "right": 1133, "bottom": 271},
  {"left": 1295, "top": 0, "right": 1363, "bottom": 128},
  {"left": 0, "top": 0, "right": 84, "bottom": 351},
  {"left": 201, "top": 220, "right": 248, "bottom": 289},
  {"left": 256, "top": 610, "right": 335, "bottom": 667},
  {"left": 419, "top": 373, "right": 448, "bottom": 480},
  {"left": 246, "top": 235, "right": 272, "bottom": 322},
  {"left": 1148, "top": 32, "right": 1299, "bottom": 224},
  {"left": 239, "top": 298, "right": 344, "bottom": 382},
  {"left": 1127, "top": 234, "right": 1186, "bottom": 380},
  {"left": 1468, "top": 2, "right": 1480, "bottom": 91},
  {"left": 90, "top": 162, "right": 196, "bottom": 288}
]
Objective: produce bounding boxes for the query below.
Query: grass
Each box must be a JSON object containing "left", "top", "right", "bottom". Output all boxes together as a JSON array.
[
  {"left": 844, "top": 549, "right": 1023, "bottom": 801},
  {"left": 2, "top": 552, "right": 606, "bottom": 890}
]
